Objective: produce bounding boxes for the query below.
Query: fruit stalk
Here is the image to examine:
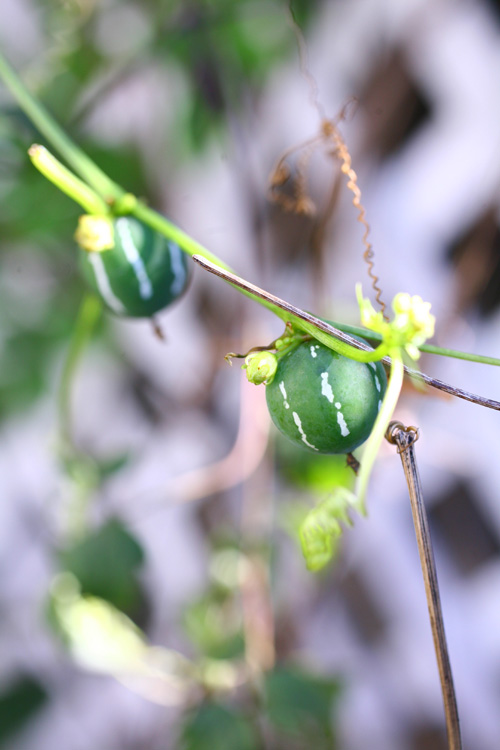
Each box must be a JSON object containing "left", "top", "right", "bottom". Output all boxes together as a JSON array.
[
  {"left": 354, "top": 351, "right": 404, "bottom": 514},
  {"left": 59, "top": 293, "right": 102, "bottom": 445}
]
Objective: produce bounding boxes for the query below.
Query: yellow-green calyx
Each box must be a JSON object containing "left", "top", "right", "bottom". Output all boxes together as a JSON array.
[
  {"left": 356, "top": 286, "right": 435, "bottom": 359},
  {"left": 75, "top": 215, "right": 115, "bottom": 253},
  {"left": 244, "top": 351, "right": 278, "bottom": 385}
]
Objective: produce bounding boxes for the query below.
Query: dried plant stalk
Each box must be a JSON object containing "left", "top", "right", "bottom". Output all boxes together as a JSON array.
[{"left": 386, "top": 422, "right": 462, "bottom": 750}]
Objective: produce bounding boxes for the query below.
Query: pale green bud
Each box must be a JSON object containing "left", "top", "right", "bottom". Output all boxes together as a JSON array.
[{"left": 244, "top": 351, "right": 278, "bottom": 385}]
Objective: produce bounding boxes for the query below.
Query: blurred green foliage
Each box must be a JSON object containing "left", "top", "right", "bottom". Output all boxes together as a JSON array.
[
  {"left": 263, "top": 666, "right": 341, "bottom": 748},
  {"left": 0, "top": 676, "right": 47, "bottom": 746},
  {"left": 183, "top": 586, "right": 245, "bottom": 660},
  {"left": 276, "top": 437, "right": 356, "bottom": 496},
  {"left": 0, "top": 0, "right": 317, "bottom": 421},
  {"left": 0, "top": 1, "right": 341, "bottom": 747},
  {"left": 180, "top": 703, "right": 259, "bottom": 750},
  {"left": 59, "top": 518, "right": 145, "bottom": 616},
  {"left": 179, "top": 664, "right": 340, "bottom": 749},
  {"left": 148, "top": 0, "right": 319, "bottom": 152}
]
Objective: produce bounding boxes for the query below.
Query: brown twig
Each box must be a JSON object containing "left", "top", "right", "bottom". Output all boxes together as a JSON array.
[
  {"left": 385, "top": 422, "right": 462, "bottom": 750},
  {"left": 151, "top": 318, "right": 165, "bottom": 341},
  {"left": 346, "top": 452, "right": 360, "bottom": 475},
  {"left": 192, "top": 255, "right": 500, "bottom": 412}
]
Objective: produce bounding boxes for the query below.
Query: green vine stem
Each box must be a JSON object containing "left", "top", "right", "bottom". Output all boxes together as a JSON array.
[
  {"left": 193, "top": 256, "right": 389, "bottom": 363},
  {"left": 337, "top": 322, "right": 500, "bottom": 368},
  {"left": 3, "top": 51, "right": 500, "bottom": 373},
  {"left": 131, "top": 201, "right": 233, "bottom": 270},
  {"left": 0, "top": 52, "right": 234, "bottom": 269},
  {"left": 192, "top": 256, "right": 500, "bottom": 377},
  {"left": 0, "top": 52, "right": 122, "bottom": 200},
  {"left": 58, "top": 293, "right": 103, "bottom": 447},
  {"left": 354, "top": 351, "right": 404, "bottom": 513},
  {"left": 29, "top": 144, "right": 109, "bottom": 215}
]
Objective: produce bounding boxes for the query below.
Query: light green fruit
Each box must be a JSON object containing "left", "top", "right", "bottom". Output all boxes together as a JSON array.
[
  {"left": 79, "top": 216, "right": 190, "bottom": 317},
  {"left": 266, "top": 339, "right": 387, "bottom": 454}
]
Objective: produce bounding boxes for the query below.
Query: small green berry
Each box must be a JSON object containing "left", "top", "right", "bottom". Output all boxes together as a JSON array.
[
  {"left": 266, "top": 338, "right": 386, "bottom": 454},
  {"left": 78, "top": 215, "right": 190, "bottom": 318}
]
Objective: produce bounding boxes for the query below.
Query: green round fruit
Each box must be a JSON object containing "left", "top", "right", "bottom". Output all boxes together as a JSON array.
[
  {"left": 79, "top": 216, "right": 190, "bottom": 317},
  {"left": 266, "top": 339, "right": 387, "bottom": 454}
]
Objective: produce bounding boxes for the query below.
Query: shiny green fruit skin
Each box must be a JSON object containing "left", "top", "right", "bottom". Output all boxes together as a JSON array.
[
  {"left": 79, "top": 216, "right": 190, "bottom": 317},
  {"left": 266, "top": 339, "right": 387, "bottom": 454}
]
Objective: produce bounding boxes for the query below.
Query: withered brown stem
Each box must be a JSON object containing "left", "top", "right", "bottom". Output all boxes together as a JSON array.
[{"left": 386, "top": 421, "right": 462, "bottom": 750}]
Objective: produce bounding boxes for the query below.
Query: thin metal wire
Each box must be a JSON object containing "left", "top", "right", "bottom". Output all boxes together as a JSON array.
[{"left": 386, "top": 422, "right": 462, "bottom": 750}]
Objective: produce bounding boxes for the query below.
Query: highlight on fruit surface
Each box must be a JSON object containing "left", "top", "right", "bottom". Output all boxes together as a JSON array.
[{"left": 77, "top": 215, "right": 190, "bottom": 318}]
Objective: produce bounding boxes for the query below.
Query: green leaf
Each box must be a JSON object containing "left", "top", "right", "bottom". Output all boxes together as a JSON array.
[
  {"left": 182, "top": 589, "right": 245, "bottom": 660},
  {"left": 180, "top": 704, "right": 260, "bottom": 750},
  {"left": 59, "top": 519, "right": 145, "bottom": 616},
  {"left": 263, "top": 666, "right": 341, "bottom": 746},
  {"left": 0, "top": 676, "right": 47, "bottom": 743},
  {"left": 0, "top": 304, "right": 81, "bottom": 420}
]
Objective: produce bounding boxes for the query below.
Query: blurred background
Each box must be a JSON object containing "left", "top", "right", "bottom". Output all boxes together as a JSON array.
[{"left": 1, "top": 0, "right": 500, "bottom": 748}]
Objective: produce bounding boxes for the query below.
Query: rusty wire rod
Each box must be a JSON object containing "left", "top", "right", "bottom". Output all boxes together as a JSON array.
[{"left": 386, "top": 422, "right": 462, "bottom": 750}]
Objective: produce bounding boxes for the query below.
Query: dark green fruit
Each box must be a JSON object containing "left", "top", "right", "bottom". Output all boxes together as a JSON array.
[
  {"left": 79, "top": 216, "right": 190, "bottom": 317},
  {"left": 266, "top": 339, "right": 387, "bottom": 454}
]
